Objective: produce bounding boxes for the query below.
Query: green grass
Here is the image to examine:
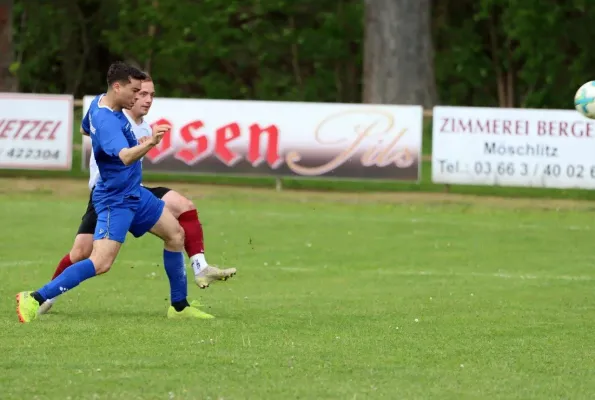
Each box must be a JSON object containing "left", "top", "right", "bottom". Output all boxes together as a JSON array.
[{"left": 1, "top": 181, "right": 595, "bottom": 399}]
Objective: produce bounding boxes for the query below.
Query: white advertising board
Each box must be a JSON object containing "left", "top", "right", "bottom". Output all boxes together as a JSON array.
[
  {"left": 432, "top": 106, "right": 595, "bottom": 189},
  {"left": 82, "top": 96, "right": 424, "bottom": 181},
  {"left": 0, "top": 93, "right": 73, "bottom": 170}
]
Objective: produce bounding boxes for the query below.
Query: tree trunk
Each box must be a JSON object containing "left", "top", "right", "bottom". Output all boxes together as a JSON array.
[
  {"left": 0, "top": 0, "right": 15, "bottom": 92},
  {"left": 363, "top": 0, "right": 436, "bottom": 108}
]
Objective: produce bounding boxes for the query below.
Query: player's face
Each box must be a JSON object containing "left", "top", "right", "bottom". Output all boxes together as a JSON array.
[
  {"left": 115, "top": 78, "right": 142, "bottom": 110},
  {"left": 132, "top": 81, "right": 155, "bottom": 117}
]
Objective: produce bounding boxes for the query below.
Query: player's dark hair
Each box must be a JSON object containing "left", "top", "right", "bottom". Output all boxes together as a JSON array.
[{"left": 106, "top": 61, "right": 147, "bottom": 87}]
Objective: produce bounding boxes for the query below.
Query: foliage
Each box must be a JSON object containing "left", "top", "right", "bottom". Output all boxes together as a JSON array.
[
  {"left": 12, "top": 0, "right": 363, "bottom": 103},
  {"left": 433, "top": 0, "right": 595, "bottom": 108},
  {"left": 11, "top": 0, "right": 595, "bottom": 109}
]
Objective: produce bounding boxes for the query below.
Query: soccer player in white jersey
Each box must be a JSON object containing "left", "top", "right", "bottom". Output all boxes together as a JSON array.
[{"left": 39, "top": 75, "right": 236, "bottom": 315}]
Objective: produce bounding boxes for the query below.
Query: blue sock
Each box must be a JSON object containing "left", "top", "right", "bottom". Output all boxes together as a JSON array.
[
  {"left": 163, "top": 249, "right": 187, "bottom": 304},
  {"left": 36, "top": 259, "right": 96, "bottom": 301}
]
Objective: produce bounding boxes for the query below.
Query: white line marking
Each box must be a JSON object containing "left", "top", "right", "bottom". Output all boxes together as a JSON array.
[
  {"left": 0, "top": 260, "right": 38, "bottom": 268},
  {"left": 215, "top": 209, "right": 593, "bottom": 231},
  {"left": 375, "top": 269, "right": 595, "bottom": 282},
  {"left": 272, "top": 266, "right": 595, "bottom": 282},
  {"left": 1, "top": 260, "right": 591, "bottom": 283}
]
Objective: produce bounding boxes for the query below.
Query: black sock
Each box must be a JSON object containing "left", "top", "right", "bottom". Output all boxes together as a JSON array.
[
  {"left": 31, "top": 292, "right": 45, "bottom": 306},
  {"left": 172, "top": 299, "right": 190, "bottom": 312}
]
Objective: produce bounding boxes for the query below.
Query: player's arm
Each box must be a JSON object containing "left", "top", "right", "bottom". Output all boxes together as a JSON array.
[
  {"left": 118, "top": 124, "right": 169, "bottom": 165},
  {"left": 118, "top": 140, "right": 156, "bottom": 166},
  {"left": 81, "top": 109, "right": 91, "bottom": 136},
  {"left": 97, "top": 116, "right": 169, "bottom": 166}
]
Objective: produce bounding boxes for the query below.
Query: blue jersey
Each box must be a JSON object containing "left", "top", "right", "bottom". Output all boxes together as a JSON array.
[{"left": 84, "top": 94, "right": 142, "bottom": 205}]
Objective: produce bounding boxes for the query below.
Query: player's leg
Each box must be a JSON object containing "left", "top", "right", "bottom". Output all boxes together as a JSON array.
[
  {"left": 50, "top": 191, "right": 97, "bottom": 279},
  {"left": 67, "top": 235, "right": 94, "bottom": 266},
  {"left": 129, "top": 188, "right": 213, "bottom": 319},
  {"left": 38, "top": 234, "right": 95, "bottom": 314},
  {"left": 149, "top": 186, "right": 236, "bottom": 288},
  {"left": 16, "top": 206, "right": 132, "bottom": 323},
  {"left": 39, "top": 197, "right": 97, "bottom": 314},
  {"left": 149, "top": 209, "right": 215, "bottom": 320},
  {"left": 53, "top": 234, "right": 94, "bottom": 277}
]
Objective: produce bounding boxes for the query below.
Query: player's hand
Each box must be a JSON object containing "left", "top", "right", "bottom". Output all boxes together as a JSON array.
[
  {"left": 150, "top": 124, "right": 171, "bottom": 145},
  {"left": 138, "top": 136, "right": 150, "bottom": 144}
]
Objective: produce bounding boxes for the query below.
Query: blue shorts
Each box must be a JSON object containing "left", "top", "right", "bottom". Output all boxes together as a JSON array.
[{"left": 93, "top": 187, "right": 165, "bottom": 243}]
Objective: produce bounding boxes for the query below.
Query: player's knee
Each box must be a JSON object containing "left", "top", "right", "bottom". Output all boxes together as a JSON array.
[
  {"left": 166, "top": 224, "right": 185, "bottom": 251},
  {"left": 173, "top": 224, "right": 185, "bottom": 248},
  {"left": 69, "top": 247, "right": 87, "bottom": 263},
  {"left": 70, "top": 237, "right": 93, "bottom": 262},
  {"left": 165, "top": 193, "right": 195, "bottom": 218},
  {"left": 180, "top": 197, "right": 195, "bottom": 213},
  {"left": 89, "top": 256, "right": 113, "bottom": 275},
  {"left": 89, "top": 248, "right": 117, "bottom": 275}
]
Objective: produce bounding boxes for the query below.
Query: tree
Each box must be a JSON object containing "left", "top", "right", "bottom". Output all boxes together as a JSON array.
[
  {"left": 363, "top": 0, "right": 436, "bottom": 108},
  {"left": 0, "top": 0, "right": 15, "bottom": 92}
]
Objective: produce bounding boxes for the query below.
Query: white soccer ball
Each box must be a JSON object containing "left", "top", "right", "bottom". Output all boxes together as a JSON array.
[{"left": 574, "top": 81, "right": 595, "bottom": 119}]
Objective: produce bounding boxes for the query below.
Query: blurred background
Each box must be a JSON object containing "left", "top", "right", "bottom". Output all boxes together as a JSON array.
[{"left": 1, "top": 0, "right": 591, "bottom": 110}]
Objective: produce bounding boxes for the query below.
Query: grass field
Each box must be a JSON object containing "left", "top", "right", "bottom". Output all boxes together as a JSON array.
[{"left": 2, "top": 178, "right": 595, "bottom": 399}]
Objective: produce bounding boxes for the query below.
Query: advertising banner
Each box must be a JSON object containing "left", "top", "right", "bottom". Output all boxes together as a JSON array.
[
  {"left": 432, "top": 106, "right": 595, "bottom": 189},
  {"left": 0, "top": 93, "right": 73, "bottom": 170},
  {"left": 82, "top": 97, "right": 423, "bottom": 181}
]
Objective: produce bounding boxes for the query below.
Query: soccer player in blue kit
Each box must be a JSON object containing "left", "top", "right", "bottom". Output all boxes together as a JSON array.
[{"left": 15, "top": 62, "right": 213, "bottom": 323}]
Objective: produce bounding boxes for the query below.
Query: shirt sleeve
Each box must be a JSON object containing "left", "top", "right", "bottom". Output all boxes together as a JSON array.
[
  {"left": 96, "top": 115, "right": 129, "bottom": 158},
  {"left": 81, "top": 109, "right": 90, "bottom": 134}
]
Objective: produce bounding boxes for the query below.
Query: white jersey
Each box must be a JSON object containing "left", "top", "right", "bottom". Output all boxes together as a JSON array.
[{"left": 88, "top": 110, "right": 152, "bottom": 190}]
